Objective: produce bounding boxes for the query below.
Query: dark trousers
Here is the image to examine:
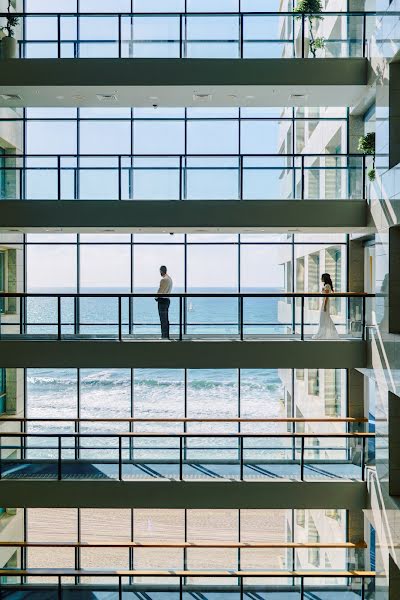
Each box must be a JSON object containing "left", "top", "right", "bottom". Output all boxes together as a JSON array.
[{"left": 157, "top": 298, "right": 170, "bottom": 338}]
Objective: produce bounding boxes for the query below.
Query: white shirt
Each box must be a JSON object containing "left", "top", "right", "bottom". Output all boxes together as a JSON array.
[{"left": 157, "top": 274, "right": 173, "bottom": 295}]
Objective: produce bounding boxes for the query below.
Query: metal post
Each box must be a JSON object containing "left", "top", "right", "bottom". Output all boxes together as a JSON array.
[
  {"left": 58, "top": 435, "right": 62, "bottom": 481},
  {"left": 118, "top": 14, "right": 122, "bottom": 58},
  {"left": 300, "top": 296, "right": 305, "bottom": 340},
  {"left": 118, "top": 155, "right": 122, "bottom": 200},
  {"left": 57, "top": 296, "right": 62, "bottom": 340},
  {"left": 118, "top": 575, "right": 122, "bottom": 600},
  {"left": 19, "top": 296, "right": 23, "bottom": 335},
  {"left": 361, "top": 575, "right": 365, "bottom": 600},
  {"left": 301, "top": 155, "right": 305, "bottom": 199},
  {"left": 239, "top": 13, "right": 244, "bottom": 58},
  {"left": 179, "top": 435, "right": 183, "bottom": 481},
  {"left": 362, "top": 155, "right": 366, "bottom": 200},
  {"left": 58, "top": 575, "right": 62, "bottom": 600},
  {"left": 179, "top": 296, "right": 183, "bottom": 341},
  {"left": 300, "top": 575, "right": 304, "bottom": 600},
  {"left": 57, "top": 155, "right": 61, "bottom": 200},
  {"left": 240, "top": 574, "right": 243, "bottom": 600},
  {"left": 239, "top": 435, "right": 244, "bottom": 481},
  {"left": 118, "top": 296, "right": 122, "bottom": 341},
  {"left": 301, "top": 14, "right": 305, "bottom": 58},
  {"left": 239, "top": 154, "right": 243, "bottom": 200},
  {"left": 300, "top": 436, "right": 305, "bottom": 481},
  {"left": 129, "top": 296, "right": 132, "bottom": 335},
  {"left": 361, "top": 435, "right": 366, "bottom": 481},
  {"left": 179, "top": 155, "right": 183, "bottom": 200},
  {"left": 362, "top": 12, "right": 367, "bottom": 58},
  {"left": 179, "top": 14, "right": 183, "bottom": 58},
  {"left": 362, "top": 296, "right": 366, "bottom": 341},
  {"left": 240, "top": 296, "right": 244, "bottom": 341},
  {"left": 119, "top": 435, "right": 123, "bottom": 481},
  {"left": 57, "top": 15, "right": 61, "bottom": 59}
]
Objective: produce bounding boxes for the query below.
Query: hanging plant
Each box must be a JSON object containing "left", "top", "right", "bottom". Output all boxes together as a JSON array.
[
  {"left": 294, "top": 0, "right": 325, "bottom": 58},
  {"left": 358, "top": 132, "right": 376, "bottom": 182}
]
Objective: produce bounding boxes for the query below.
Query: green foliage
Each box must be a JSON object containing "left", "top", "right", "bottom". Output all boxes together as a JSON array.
[
  {"left": 358, "top": 132, "right": 375, "bottom": 155},
  {"left": 294, "top": 0, "right": 324, "bottom": 14},
  {"left": 1, "top": 0, "right": 19, "bottom": 37},
  {"left": 313, "top": 37, "right": 325, "bottom": 49},
  {"left": 368, "top": 168, "right": 376, "bottom": 182}
]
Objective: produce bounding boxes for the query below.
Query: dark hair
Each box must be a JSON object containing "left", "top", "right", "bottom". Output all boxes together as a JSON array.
[
  {"left": 321, "top": 273, "right": 334, "bottom": 292},
  {"left": 160, "top": 265, "right": 167, "bottom": 275}
]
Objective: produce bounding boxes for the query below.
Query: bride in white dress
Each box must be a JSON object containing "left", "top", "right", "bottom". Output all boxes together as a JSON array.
[{"left": 313, "top": 273, "right": 340, "bottom": 340}]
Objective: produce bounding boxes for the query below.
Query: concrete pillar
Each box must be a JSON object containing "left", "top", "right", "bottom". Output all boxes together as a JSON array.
[
  {"left": 348, "top": 369, "right": 365, "bottom": 420},
  {"left": 390, "top": 555, "right": 400, "bottom": 600},
  {"left": 349, "top": 115, "right": 364, "bottom": 154},
  {"left": 389, "top": 62, "right": 400, "bottom": 170},
  {"left": 348, "top": 510, "right": 365, "bottom": 570},
  {"left": 349, "top": 239, "right": 365, "bottom": 293},
  {"left": 389, "top": 226, "right": 400, "bottom": 334},
  {"left": 389, "top": 391, "right": 400, "bottom": 496}
]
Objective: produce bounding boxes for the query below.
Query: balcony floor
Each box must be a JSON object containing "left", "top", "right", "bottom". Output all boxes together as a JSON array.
[
  {"left": 0, "top": 585, "right": 374, "bottom": 599},
  {"left": 0, "top": 460, "right": 363, "bottom": 482}
]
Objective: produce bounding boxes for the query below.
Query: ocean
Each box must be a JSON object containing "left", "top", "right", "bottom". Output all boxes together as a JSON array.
[{"left": 25, "top": 287, "right": 290, "bottom": 336}]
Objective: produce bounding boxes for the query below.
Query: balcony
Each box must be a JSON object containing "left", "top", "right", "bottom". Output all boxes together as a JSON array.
[
  {"left": 0, "top": 153, "right": 370, "bottom": 232},
  {"left": 1, "top": 11, "right": 373, "bottom": 60},
  {"left": 0, "top": 568, "right": 376, "bottom": 599},
  {"left": 0, "top": 417, "right": 373, "bottom": 483},
  {"left": 0, "top": 11, "right": 371, "bottom": 107},
  {"left": 0, "top": 292, "right": 370, "bottom": 368},
  {"left": 0, "top": 152, "right": 371, "bottom": 232}
]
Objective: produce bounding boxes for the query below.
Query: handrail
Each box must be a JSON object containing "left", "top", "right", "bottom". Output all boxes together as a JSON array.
[
  {"left": 0, "top": 11, "right": 379, "bottom": 16},
  {"left": 0, "top": 417, "right": 368, "bottom": 423},
  {"left": 0, "top": 291, "right": 373, "bottom": 341},
  {"left": 0, "top": 568, "right": 376, "bottom": 577},
  {"left": 0, "top": 541, "right": 367, "bottom": 549},
  {"left": 0, "top": 292, "right": 375, "bottom": 298},
  {"left": 0, "top": 431, "right": 375, "bottom": 438}
]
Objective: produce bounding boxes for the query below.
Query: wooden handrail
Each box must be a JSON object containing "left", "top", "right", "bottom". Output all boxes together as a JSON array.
[
  {"left": 0, "top": 568, "right": 376, "bottom": 578},
  {"left": 0, "top": 541, "right": 367, "bottom": 549},
  {"left": 0, "top": 417, "right": 368, "bottom": 423}
]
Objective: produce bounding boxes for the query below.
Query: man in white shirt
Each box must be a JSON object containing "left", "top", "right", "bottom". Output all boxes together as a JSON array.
[{"left": 156, "top": 265, "right": 173, "bottom": 339}]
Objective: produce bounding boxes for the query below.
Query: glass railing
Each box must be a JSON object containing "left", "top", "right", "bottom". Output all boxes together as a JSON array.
[
  {"left": 0, "top": 424, "right": 374, "bottom": 481},
  {"left": 0, "top": 154, "right": 366, "bottom": 200},
  {"left": 0, "top": 570, "right": 376, "bottom": 599},
  {"left": 0, "top": 292, "right": 373, "bottom": 340},
  {"left": 0, "top": 12, "right": 373, "bottom": 59}
]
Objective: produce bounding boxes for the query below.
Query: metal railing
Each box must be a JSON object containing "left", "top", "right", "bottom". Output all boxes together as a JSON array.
[
  {"left": 0, "top": 153, "right": 367, "bottom": 201},
  {"left": 0, "top": 430, "right": 374, "bottom": 482},
  {"left": 0, "top": 292, "right": 374, "bottom": 341},
  {"left": 0, "top": 11, "right": 374, "bottom": 59},
  {"left": 0, "top": 569, "right": 376, "bottom": 600}
]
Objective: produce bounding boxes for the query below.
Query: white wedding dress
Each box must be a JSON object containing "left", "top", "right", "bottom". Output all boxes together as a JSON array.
[{"left": 313, "top": 284, "right": 340, "bottom": 340}]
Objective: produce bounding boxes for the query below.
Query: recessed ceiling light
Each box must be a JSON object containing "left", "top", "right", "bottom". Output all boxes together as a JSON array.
[
  {"left": 96, "top": 93, "right": 118, "bottom": 101},
  {"left": 193, "top": 93, "right": 212, "bottom": 102},
  {"left": 73, "top": 94, "right": 85, "bottom": 100},
  {"left": 0, "top": 93, "right": 22, "bottom": 101},
  {"left": 149, "top": 96, "right": 159, "bottom": 101},
  {"left": 56, "top": 95, "right": 65, "bottom": 100},
  {"left": 245, "top": 95, "right": 255, "bottom": 100}
]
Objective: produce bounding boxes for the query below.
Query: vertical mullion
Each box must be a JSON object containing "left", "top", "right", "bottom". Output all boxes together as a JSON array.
[
  {"left": 238, "top": 234, "right": 241, "bottom": 336},
  {"left": 76, "top": 368, "right": 80, "bottom": 460}
]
